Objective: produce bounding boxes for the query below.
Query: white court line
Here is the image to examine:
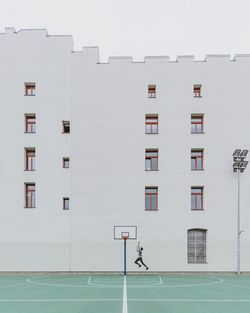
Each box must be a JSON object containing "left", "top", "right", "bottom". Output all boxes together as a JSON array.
[
  {"left": 159, "top": 275, "right": 163, "bottom": 285},
  {"left": 27, "top": 279, "right": 95, "bottom": 288},
  {"left": 87, "top": 274, "right": 91, "bottom": 284},
  {"left": 0, "top": 298, "right": 250, "bottom": 302},
  {"left": 122, "top": 276, "right": 128, "bottom": 313},
  {"left": 0, "top": 282, "right": 27, "bottom": 289},
  {"left": 222, "top": 281, "right": 250, "bottom": 290},
  {"left": 27, "top": 278, "right": 223, "bottom": 289}
]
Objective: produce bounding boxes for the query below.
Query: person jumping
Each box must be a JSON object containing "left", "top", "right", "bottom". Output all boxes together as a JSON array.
[{"left": 135, "top": 242, "right": 149, "bottom": 270}]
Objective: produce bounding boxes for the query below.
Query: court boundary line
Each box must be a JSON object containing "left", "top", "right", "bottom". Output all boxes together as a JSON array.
[
  {"left": 26, "top": 276, "right": 223, "bottom": 289},
  {"left": 0, "top": 298, "right": 250, "bottom": 302},
  {"left": 122, "top": 276, "right": 128, "bottom": 313}
]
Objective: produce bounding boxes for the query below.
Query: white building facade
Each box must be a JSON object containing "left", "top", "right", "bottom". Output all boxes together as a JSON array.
[{"left": 1, "top": 27, "right": 250, "bottom": 272}]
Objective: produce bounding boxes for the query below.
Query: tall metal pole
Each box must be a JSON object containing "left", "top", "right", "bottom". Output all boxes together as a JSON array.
[
  {"left": 233, "top": 149, "right": 248, "bottom": 275},
  {"left": 237, "top": 171, "right": 240, "bottom": 275},
  {"left": 124, "top": 239, "right": 127, "bottom": 276}
]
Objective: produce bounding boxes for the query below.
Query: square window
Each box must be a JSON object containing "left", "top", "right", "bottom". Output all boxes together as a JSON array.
[
  {"left": 145, "top": 187, "right": 158, "bottom": 211},
  {"left": 63, "top": 157, "right": 70, "bottom": 168},
  {"left": 145, "top": 149, "right": 158, "bottom": 171},
  {"left": 145, "top": 114, "right": 158, "bottom": 134},
  {"left": 63, "top": 121, "right": 70, "bottom": 133},
  {"left": 63, "top": 198, "right": 69, "bottom": 210},
  {"left": 25, "top": 82, "right": 36, "bottom": 96},
  {"left": 148, "top": 84, "right": 156, "bottom": 98}
]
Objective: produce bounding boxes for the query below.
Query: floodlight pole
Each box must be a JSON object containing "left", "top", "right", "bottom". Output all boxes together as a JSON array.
[
  {"left": 233, "top": 149, "right": 248, "bottom": 275},
  {"left": 237, "top": 171, "right": 240, "bottom": 275}
]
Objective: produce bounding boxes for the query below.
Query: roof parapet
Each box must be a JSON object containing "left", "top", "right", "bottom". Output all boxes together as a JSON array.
[
  {"left": 144, "top": 56, "right": 169, "bottom": 63},
  {"left": 233, "top": 54, "right": 250, "bottom": 62},
  {"left": 205, "top": 54, "right": 231, "bottom": 62},
  {"left": 109, "top": 56, "right": 133, "bottom": 64},
  {"left": 5, "top": 27, "right": 16, "bottom": 35},
  {"left": 177, "top": 55, "right": 195, "bottom": 62},
  {"left": 82, "top": 47, "right": 99, "bottom": 63}
]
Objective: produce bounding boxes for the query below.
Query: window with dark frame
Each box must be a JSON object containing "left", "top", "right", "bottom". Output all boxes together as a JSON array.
[
  {"left": 191, "top": 187, "right": 204, "bottom": 210},
  {"left": 62, "top": 121, "right": 70, "bottom": 133},
  {"left": 145, "top": 115, "right": 158, "bottom": 134},
  {"left": 145, "top": 149, "right": 158, "bottom": 171},
  {"left": 148, "top": 84, "right": 156, "bottom": 98},
  {"left": 191, "top": 149, "right": 204, "bottom": 170},
  {"left": 25, "top": 183, "right": 35, "bottom": 208},
  {"left": 25, "top": 114, "right": 36, "bottom": 133},
  {"left": 145, "top": 187, "right": 158, "bottom": 211},
  {"left": 63, "top": 198, "right": 69, "bottom": 210},
  {"left": 25, "top": 82, "right": 36, "bottom": 96},
  {"left": 25, "top": 148, "right": 35, "bottom": 171},
  {"left": 191, "top": 114, "right": 203, "bottom": 133},
  {"left": 63, "top": 157, "right": 70, "bottom": 168},
  {"left": 187, "top": 229, "right": 207, "bottom": 263},
  {"left": 193, "top": 84, "right": 201, "bottom": 97}
]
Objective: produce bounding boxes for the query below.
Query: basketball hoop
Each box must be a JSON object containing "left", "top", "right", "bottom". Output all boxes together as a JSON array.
[{"left": 121, "top": 232, "right": 129, "bottom": 240}]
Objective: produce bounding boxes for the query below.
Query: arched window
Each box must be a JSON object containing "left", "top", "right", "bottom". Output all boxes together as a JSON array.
[{"left": 187, "top": 229, "right": 207, "bottom": 263}]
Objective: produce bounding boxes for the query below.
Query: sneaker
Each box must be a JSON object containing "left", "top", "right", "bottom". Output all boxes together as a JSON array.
[
  {"left": 146, "top": 267, "right": 149, "bottom": 271},
  {"left": 138, "top": 265, "right": 142, "bottom": 268}
]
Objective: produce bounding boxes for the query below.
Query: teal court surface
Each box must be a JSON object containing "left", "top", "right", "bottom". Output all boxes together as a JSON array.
[{"left": 1, "top": 274, "right": 250, "bottom": 313}]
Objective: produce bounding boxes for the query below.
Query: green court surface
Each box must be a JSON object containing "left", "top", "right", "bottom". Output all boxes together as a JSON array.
[{"left": 0, "top": 273, "right": 250, "bottom": 313}]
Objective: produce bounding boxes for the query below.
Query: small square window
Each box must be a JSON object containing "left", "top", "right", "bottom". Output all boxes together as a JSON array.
[
  {"left": 25, "top": 82, "right": 36, "bottom": 96},
  {"left": 193, "top": 84, "right": 201, "bottom": 97},
  {"left": 63, "top": 157, "right": 70, "bottom": 168},
  {"left": 62, "top": 121, "right": 70, "bottom": 133},
  {"left": 63, "top": 198, "right": 69, "bottom": 210},
  {"left": 148, "top": 84, "right": 156, "bottom": 98}
]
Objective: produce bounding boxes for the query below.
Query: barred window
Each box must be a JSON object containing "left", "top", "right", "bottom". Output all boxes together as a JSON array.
[{"left": 187, "top": 229, "right": 207, "bottom": 263}]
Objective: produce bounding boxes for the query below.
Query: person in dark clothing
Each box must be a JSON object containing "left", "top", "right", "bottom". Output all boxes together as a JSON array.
[{"left": 135, "top": 242, "right": 149, "bottom": 270}]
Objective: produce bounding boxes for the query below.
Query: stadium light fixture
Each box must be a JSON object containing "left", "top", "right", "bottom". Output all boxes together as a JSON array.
[
  {"left": 240, "top": 150, "right": 248, "bottom": 161},
  {"left": 233, "top": 149, "right": 248, "bottom": 275},
  {"left": 233, "top": 149, "right": 241, "bottom": 161}
]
